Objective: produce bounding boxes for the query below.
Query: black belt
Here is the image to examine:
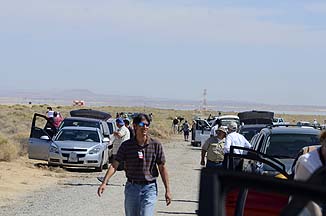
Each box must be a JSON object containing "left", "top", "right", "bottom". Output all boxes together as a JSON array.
[
  {"left": 207, "top": 160, "right": 223, "bottom": 164},
  {"left": 127, "top": 178, "right": 156, "bottom": 185}
]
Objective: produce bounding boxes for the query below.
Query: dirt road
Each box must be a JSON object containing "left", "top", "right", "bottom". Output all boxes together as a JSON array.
[{"left": 0, "top": 137, "right": 201, "bottom": 216}]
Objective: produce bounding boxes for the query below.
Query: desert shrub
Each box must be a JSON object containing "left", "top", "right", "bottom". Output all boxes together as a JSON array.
[
  {"left": 11, "top": 132, "right": 30, "bottom": 156},
  {"left": 0, "top": 134, "right": 19, "bottom": 161}
]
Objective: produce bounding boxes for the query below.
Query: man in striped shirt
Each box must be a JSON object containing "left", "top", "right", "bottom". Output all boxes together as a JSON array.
[{"left": 97, "top": 113, "right": 172, "bottom": 216}]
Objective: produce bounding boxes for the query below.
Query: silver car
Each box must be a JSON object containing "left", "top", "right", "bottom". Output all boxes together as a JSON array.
[
  {"left": 48, "top": 126, "right": 110, "bottom": 171},
  {"left": 28, "top": 113, "right": 112, "bottom": 171}
]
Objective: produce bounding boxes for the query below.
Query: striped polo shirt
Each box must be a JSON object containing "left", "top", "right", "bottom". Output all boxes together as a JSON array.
[{"left": 115, "top": 136, "right": 166, "bottom": 182}]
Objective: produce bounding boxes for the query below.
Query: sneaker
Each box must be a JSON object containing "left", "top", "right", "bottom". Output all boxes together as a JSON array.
[{"left": 97, "top": 177, "right": 109, "bottom": 185}]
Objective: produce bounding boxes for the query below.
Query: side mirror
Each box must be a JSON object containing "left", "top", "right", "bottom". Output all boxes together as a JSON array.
[
  {"left": 103, "top": 137, "right": 110, "bottom": 142},
  {"left": 40, "top": 135, "right": 50, "bottom": 140}
]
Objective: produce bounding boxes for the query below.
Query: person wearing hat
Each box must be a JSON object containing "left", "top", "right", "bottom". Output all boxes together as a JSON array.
[
  {"left": 112, "top": 118, "right": 130, "bottom": 170},
  {"left": 224, "top": 122, "right": 251, "bottom": 155},
  {"left": 201, "top": 126, "right": 227, "bottom": 168}
]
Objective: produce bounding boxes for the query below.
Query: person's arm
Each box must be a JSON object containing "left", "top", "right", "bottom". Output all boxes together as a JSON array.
[
  {"left": 243, "top": 137, "right": 252, "bottom": 149},
  {"left": 223, "top": 136, "right": 231, "bottom": 153},
  {"left": 201, "top": 150, "right": 207, "bottom": 166},
  {"left": 158, "top": 163, "right": 172, "bottom": 206},
  {"left": 97, "top": 160, "right": 119, "bottom": 197},
  {"left": 114, "top": 128, "right": 126, "bottom": 138}
]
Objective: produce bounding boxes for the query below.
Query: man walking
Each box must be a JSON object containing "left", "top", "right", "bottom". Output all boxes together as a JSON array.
[
  {"left": 97, "top": 113, "right": 172, "bottom": 216},
  {"left": 201, "top": 126, "right": 227, "bottom": 168}
]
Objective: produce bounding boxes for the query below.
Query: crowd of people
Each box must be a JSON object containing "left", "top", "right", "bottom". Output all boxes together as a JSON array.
[{"left": 42, "top": 107, "right": 326, "bottom": 215}]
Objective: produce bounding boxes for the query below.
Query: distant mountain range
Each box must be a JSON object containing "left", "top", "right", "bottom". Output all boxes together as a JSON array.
[{"left": 1, "top": 89, "right": 326, "bottom": 115}]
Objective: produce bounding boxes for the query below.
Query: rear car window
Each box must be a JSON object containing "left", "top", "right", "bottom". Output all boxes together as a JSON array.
[{"left": 60, "top": 119, "right": 100, "bottom": 130}]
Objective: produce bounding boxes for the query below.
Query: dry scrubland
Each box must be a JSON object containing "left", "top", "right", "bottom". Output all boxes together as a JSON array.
[{"left": 0, "top": 104, "right": 325, "bottom": 162}]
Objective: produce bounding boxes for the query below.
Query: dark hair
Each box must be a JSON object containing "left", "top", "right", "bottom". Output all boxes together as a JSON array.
[
  {"left": 47, "top": 106, "right": 52, "bottom": 110},
  {"left": 320, "top": 130, "right": 326, "bottom": 147},
  {"left": 133, "top": 113, "right": 150, "bottom": 126}
]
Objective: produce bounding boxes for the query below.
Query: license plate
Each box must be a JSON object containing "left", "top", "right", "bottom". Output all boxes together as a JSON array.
[{"left": 68, "top": 152, "right": 78, "bottom": 162}]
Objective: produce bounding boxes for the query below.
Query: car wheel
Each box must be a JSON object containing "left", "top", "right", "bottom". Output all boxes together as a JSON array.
[
  {"left": 95, "top": 156, "right": 104, "bottom": 172},
  {"left": 103, "top": 158, "right": 109, "bottom": 169}
]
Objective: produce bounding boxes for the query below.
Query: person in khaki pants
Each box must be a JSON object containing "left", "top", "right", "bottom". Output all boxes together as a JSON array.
[{"left": 200, "top": 126, "right": 227, "bottom": 168}]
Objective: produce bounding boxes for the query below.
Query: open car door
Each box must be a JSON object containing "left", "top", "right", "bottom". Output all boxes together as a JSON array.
[
  {"left": 28, "top": 113, "right": 55, "bottom": 161},
  {"left": 192, "top": 119, "right": 211, "bottom": 147},
  {"left": 198, "top": 167, "right": 326, "bottom": 216},
  {"left": 199, "top": 146, "right": 326, "bottom": 216}
]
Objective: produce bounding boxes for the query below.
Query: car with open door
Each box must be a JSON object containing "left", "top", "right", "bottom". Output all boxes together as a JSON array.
[
  {"left": 48, "top": 126, "right": 110, "bottom": 171},
  {"left": 250, "top": 125, "right": 320, "bottom": 175},
  {"left": 199, "top": 146, "right": 326, "bottom": 216},
  {"left": 191, "top": 118, "right": 211, "bottom": 147},
  {"left": 28, "top": 113, "right": 58, "bottom": 161}
]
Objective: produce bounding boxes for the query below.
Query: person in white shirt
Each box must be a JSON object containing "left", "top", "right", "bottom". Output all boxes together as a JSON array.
[
  {"left": 210, "top": 124, "right": 219, "bottom": 137},
  {"left": 224, "top": 122, "right": 251, "bottom": 155},
  {"left": 294, "top": 130, "right": 326, "bottom": 216},
  {"left": 112, "top": 118, "right": 130, "bottom": 154}
]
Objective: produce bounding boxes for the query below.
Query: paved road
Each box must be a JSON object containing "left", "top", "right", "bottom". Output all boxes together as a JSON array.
[{"left": 0, "top": 138, "right": 201, "bottom": 216}]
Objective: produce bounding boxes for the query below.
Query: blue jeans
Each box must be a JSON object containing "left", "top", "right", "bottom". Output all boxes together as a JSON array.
[
  {"left": 206, "top": 160, "right": 223, "bottom": 168},
  {"left": 124, "top": 181, "right": 158, "bottom": 216}
]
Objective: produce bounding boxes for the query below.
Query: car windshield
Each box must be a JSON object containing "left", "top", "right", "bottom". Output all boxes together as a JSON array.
[
  {"left": 266, "top": 133, "right": 320, "bottom": 158},
  {"left": 240, "top": 127, "right": 264, "bottom": 141},
  {"left": 56, "top": 130, "right": 100, "bottom": 142},
  {"left": 220, "top": 119, "right": 239, "bottom": 126},
  {"left": 59, "top": 119, "right": 100, "bottom": 130},
  {"left": 273, "top": 119, "right": 278, "bottom": 123}
]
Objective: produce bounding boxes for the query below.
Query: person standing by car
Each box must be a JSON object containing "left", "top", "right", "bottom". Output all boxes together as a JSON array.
[
  {"left": 224, "top": 122, "right": 251, "bottom": 170},
  {"left": 97, "top": 113, "right": 172, "bottom": 216},
  {"left": 123, "top": 118, "right": 135, "bottom": 140},
  {"left": 112, "top": 118, "right": 130, "bottom": 170},
  {"left": 293, "top": 130, "right": 326, "bottom": 216},
  {"left": 210, "top": 123, "right": 219, "bottom": 137},
  {"left": 224, "top": 122, "right": 251, "bottom": 155},
  {"left": 172, "top": 117, "right": 179, "bottom": 134},
  {"left": 201, "top": 126, "right": 227, "bottom": 168},
  {"left": 182, "top": 120, "right": 190, "bottom": 141}
]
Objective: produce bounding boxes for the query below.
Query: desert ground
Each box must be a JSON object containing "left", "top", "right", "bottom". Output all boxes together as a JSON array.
[
  {"left": 1, "top": 105, "right": 326, "bottom": 215},
  {"left": 0, "top": 136, "right": 200, "bottom": 216}
]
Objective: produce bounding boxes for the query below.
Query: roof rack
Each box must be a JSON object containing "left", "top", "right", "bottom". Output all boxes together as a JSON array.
[{"left": 267, "top": 124, "right": 318, "bottom": 129}]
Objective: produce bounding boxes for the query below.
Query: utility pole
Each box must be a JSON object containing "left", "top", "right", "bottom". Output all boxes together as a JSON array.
[{"left": 202, "top": 89, "right": 207, "bottom": 112}]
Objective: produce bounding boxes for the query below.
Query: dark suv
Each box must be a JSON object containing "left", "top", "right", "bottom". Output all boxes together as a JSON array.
[{"left": 250, "top": 125, "right": 320, "bottom": 174}]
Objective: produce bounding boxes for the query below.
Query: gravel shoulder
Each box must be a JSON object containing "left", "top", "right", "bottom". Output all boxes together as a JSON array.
[{"left": 0, "top": 136, "right": 202, "bottom": 216}]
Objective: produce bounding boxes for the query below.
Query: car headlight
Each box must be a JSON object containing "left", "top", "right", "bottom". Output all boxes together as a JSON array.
[
  {"left": 89, "top": 146, "right": 101, "bottom": 154},
  {"left": 49, "top": 143, "right": 59, "bottom": 154}
]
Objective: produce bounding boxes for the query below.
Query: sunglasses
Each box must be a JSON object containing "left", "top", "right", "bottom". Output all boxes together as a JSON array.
[{"left": 138, "top": 122, "right": 150, "bottom": 127}]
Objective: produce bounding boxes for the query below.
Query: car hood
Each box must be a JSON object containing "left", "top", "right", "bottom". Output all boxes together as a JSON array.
[
  {"left": 278, "top": 158, "right": 295, "bottom": 173},
  {"left": 263, "top": 158, "right": 294, "bottom": 174},
  {"left": 54, "top": 141, "right": 101, "bottom": 149}
]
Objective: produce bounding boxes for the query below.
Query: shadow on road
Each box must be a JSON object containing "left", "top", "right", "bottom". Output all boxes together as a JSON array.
[{"left": 34, "top": 163, "right": 104, "bottom": 173}]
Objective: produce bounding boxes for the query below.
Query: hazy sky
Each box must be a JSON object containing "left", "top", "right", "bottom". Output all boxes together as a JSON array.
[{"left": 1, "top": 0, "right": 326, "bottom": 106}]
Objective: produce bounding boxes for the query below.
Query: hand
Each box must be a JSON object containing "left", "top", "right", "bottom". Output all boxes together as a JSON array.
[
  {"left": 200, "top": 160, "right": 205, "bottom": 166},
  {"left": 165, "top": 191, "right": 172, "bottom": 206},
  {"left": 97, "top": 183, "right": 106, "bottom": 197}
]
